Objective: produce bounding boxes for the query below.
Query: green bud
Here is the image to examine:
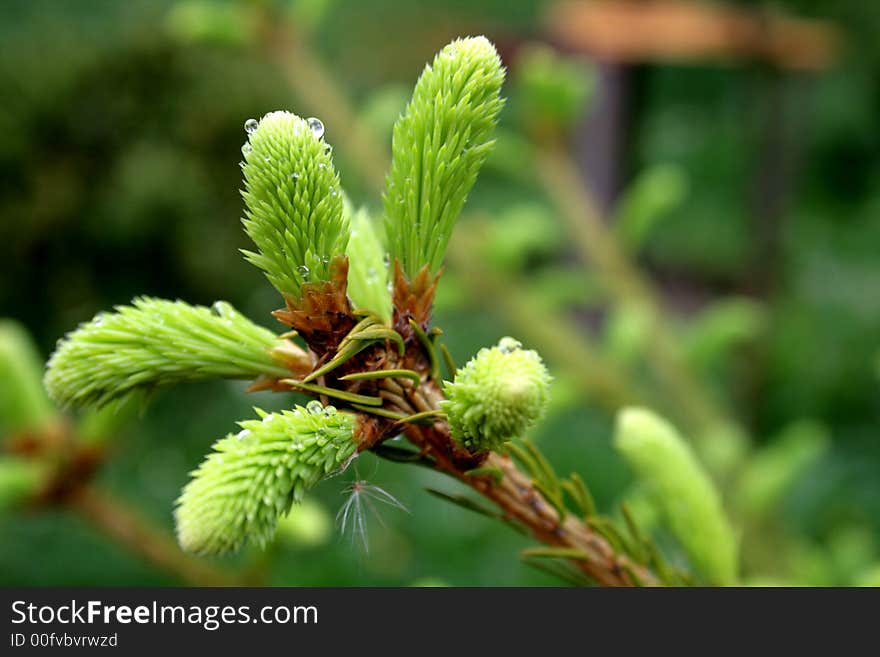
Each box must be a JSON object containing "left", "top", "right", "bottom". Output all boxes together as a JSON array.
[
  {"left": 165, "top": 1, "right": 258, "bottom": 47},
  {"left": 175, "top": 403, "right": 358, "bottom": 555},
  {"left": 614, "top": 408, "right": 738, "bottom": 585},
  {"left": 241, "top": 111, "right": 348, "bottom": 299},
  {"left": 856, "top": 564, "right": 880, "bottom": 587},
  {"left": 442, "top": 337, "right": 551, "bottom": 452},
  {"left": 45, "top": 297, "right": 291, "bottom": 409},
  {"left": 514, "top": 43, "right": 593, "bottom": 136},
  {"left": 384, "top": 36, "right": 505, "bottom": 279},
  {"left": 345, "top": 203, "right": 392, "bottom": 322}
]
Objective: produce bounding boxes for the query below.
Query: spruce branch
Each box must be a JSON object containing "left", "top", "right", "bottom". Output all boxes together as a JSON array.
[
  {"left": 400, "top": 418, "right": 662, "bottom": 586},
  {"left": 383, "top": 36, "right": 505, "bottom": 279},
  {"left": 241, "top": 110, "right": 348, "bottom": 299},
  {"left": 175, "top": 404, "right": 359, "bottom": 555},
  {"left": 41, "top": 35, "right": 704, "bottom": 587},
  {"left": 45, "top": 297, "right": 299, "bottom": 408}
]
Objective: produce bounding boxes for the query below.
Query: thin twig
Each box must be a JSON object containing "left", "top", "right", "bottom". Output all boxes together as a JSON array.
[
  {"left": 535, "top": 146, "right": 741, "bottom": 453},
  {"left": 67, "top": 486, "right": 245, "bottom": 586}
]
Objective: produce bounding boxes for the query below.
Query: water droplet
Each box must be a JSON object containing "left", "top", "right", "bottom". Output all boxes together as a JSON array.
[
  {"left": 290, "top": 172, "right": 300, "bottom": 181},
  {"left": 264, "top": 155, "right": 271, "bottom": 163},
  {"left": 307, "top": 117, "right": 324, "bottom": 139},
  {"left": 241, "top": 143, "right": 252, "bottom": 156},
  {"left": 244, "top": 118, "right": 259, "bottom": 134},
  {"left": 498, "top": 337, "right": 522, "bottom": 354},
  {"left": 383, "top": 254, "right": 391, "bottom": 268},
  {"left": 318, "top": 163, "right": 327, "bottom": 170},
  {"left": 236, "top": 429, "right": 251, "bottom": 440},
  {"left": 297, "top": 265, "right": 310, "bottom": 276},
  {"left": 306, "top": 400, "right": 324, "bottom": 415},
  {"left": 210, "top": 301, "right": 229, "bottom": 317},
  {"left": 322, "top": 405, "right": 337, "bottom": 417},
  {"left": 330, "top": 187, "right": 338, "bottom": 197}
]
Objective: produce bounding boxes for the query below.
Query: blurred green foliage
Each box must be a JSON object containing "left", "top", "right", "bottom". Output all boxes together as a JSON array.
[{"left": 1, "top": 0, "right": 879, "bottom": 585}]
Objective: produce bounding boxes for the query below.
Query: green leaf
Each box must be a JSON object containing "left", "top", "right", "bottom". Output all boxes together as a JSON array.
[
  {"left": 175, "top": 404, "right": 358, "bottom": 555},
  {"left": 561, "top": 472, "right": 596, "bottom": 518},
  {"left": 45, "top": 298, "right": 291, "bottom": 409},
  {"left": 283, "top": 380, "right": 383, "bottom": 406},
  {"left": 241, "top": 111, "right": 348, "bottom": 299},
  {"left": 383, "top": 36, "right": 505, "bottom": 278},
  {"left": 345, "top": 204, "right": 392, "bottom": 322},
  {"left": 521, "top": 546, "right": 590, "bottom": 561},
  {"left": 521, "top": 555, "right": 594, "bottom": 587},
  {"left": 614, "top": 407, "right": 739, "bottom": 585},
  {"left": 339, "top": 369, "right": 422, "bottom": 385},
  {"left": 463, "top": 466, "right": 504, "bottom": 484}
]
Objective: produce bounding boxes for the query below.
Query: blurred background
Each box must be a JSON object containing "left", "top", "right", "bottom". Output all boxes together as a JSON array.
[{"left": 1, "top": 0, "right": 878, "bottom": 586}]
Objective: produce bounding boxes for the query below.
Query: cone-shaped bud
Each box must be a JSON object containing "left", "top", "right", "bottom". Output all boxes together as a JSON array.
[
  {"left": 442, "top": 337, "right": 551, "bottom": 452},
  {"left": 241, "top": 110, "right": 348, "bottom": 299},
  {"left": 383, "top": 36, "right": 505, "bottom": 279},
  {"left": 345, "top": 203, "right": 392, "bottom": 322},
  {"left": 614, "top": 407, "right": 738, "bottom": 585},
  {"left": 45, "top": 297, "right": 295, "bottom": 409},
  {"left": 175, "top": 403, "right": 358, "bottom": 555}
]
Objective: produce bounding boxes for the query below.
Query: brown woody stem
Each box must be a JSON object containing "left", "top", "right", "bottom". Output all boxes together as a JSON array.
[
  {"left": 66, "top": 486, "right": 244, "bottom": 587},
  {"left": 374, "top": 378, "right": 659, "bottom": 586}
]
